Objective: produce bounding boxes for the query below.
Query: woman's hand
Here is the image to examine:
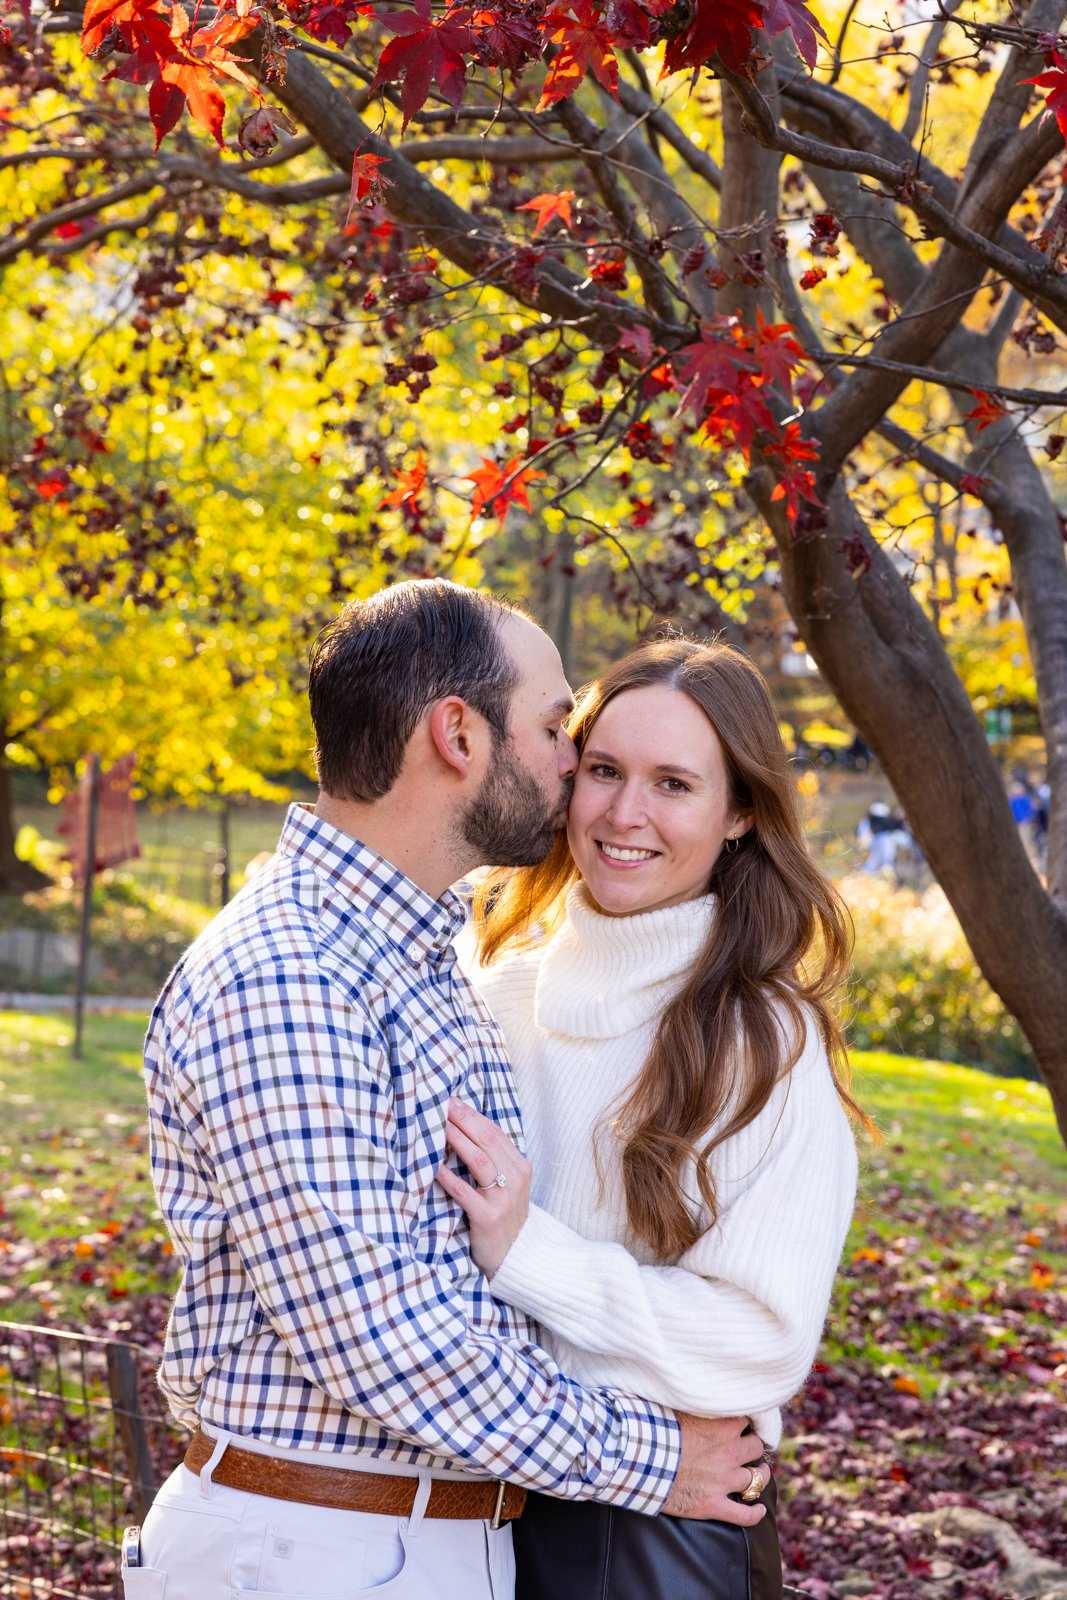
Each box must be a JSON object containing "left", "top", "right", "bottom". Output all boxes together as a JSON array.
[{"left": 437, "top": 1100, "right": 532, "bottom": 1279}]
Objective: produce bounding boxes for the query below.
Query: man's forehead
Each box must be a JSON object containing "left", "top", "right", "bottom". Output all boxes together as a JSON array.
[{"left": 498, "top": 613, "right": 572, "bottom": 703}]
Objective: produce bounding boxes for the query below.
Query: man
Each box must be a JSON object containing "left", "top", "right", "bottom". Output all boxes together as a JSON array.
[{"left": 131, "top": 581, "right": 767, "bottom": 1600}]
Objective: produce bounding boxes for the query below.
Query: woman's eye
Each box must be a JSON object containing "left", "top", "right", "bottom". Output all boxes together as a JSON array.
[
  {"left": 661, "top": 777, "right": 690, "bottom": 794},
  {"left": 589, "top": 763, "right": 619, "bottom": 780}
]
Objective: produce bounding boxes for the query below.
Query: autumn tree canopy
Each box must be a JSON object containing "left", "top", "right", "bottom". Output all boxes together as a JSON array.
[{"left": 3, "top": 0, "right": 1067, "bottom": 1132}]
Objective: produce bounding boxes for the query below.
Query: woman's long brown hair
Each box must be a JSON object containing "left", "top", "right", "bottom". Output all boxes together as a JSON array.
[{"left": 472, "top": 638, "right": 870, "bottom": 1262}]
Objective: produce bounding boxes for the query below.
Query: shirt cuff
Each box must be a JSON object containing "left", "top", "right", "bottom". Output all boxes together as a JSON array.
[{"left": 600, "top": 1397, "right": 682, "bottom": 1514}]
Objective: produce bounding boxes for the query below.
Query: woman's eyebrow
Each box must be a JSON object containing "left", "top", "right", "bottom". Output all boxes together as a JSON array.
[{"left": 582, "top": 748, "right": 703, "bottom": 783}]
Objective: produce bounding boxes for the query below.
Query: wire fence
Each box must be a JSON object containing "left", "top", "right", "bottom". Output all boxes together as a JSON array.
[{"left": 0, "top": 1321, "right": 185, "bottom": 1599}]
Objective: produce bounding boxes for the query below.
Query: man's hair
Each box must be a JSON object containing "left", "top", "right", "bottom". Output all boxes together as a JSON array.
[{"left": 308, "top": 580, "right": 522, "bottom": 802}]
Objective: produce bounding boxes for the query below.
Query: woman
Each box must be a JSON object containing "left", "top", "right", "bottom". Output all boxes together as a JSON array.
[{"left": 439, "top": 638, "right": 866, "bottom": 1600}]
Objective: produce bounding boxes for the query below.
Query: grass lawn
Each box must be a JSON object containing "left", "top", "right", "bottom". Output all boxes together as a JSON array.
[{"left": 0, "top": 1010, "right": 173, "bottom": 1325}]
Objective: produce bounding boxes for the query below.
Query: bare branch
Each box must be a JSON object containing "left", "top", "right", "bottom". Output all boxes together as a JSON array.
[
  {"left": 0, "top": 174, "right": 160, "bottom": 266},
  {"left": 249, "top": 44, "right": 679, "bottom": 345},
  {"left": 807, "top": 349, "right": 1067, "bottom": 411},
  {"left": 614, "top": 77, "right": 722, "bottom": 192},
  {"left": 902, "top": 0, "right": 966, "bottom": 146},
  {"left": 400, "top": 134, "right": 583, "bottom": 163}
]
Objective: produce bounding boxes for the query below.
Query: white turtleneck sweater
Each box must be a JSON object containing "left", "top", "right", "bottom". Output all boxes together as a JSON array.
[{"left": 466, "top": 886, "right": 858, "bottom": 1449}]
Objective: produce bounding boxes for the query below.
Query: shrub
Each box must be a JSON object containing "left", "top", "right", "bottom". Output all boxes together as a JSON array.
[{"left": 842, "top": 875, "right": 1035, "bottom": 1079}]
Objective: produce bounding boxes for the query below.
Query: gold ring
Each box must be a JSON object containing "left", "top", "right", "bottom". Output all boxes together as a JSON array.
[{"left": 740, "top": 1463, "right": 767, "bottom": 1503}]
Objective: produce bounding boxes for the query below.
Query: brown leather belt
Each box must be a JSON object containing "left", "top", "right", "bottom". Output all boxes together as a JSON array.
[{"left": 184, "top": 1432, "right": 526, "bottom": 1527}]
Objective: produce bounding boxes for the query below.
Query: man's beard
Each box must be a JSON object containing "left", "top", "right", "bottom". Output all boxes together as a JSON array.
[{"left": 460, "top": 742, "right": 572, "bottom": 868}]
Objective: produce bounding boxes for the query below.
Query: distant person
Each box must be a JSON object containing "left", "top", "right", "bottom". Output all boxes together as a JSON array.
[
  {"left": 858, "top": 801, "right": 902, "bottom": 874},
  {"left": 1009, "top": 779, "right": 1038, "bottom": 863},
  {"left": 1034, "top": 779, "right": 1050, "bottom": 867}
]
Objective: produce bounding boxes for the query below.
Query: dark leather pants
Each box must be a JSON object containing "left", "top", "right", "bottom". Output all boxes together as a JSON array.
[{"left": 513, "top": 1480, "right": 782, "bottom": 1600}]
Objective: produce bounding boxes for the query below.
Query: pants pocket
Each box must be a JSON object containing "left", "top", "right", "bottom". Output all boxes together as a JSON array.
[
  {"left": 230, "top": 1504, "right": 406, "bottom": 1598},
  {"left": 121, "top": 1568, "right": 168, "bottom": 1600}
]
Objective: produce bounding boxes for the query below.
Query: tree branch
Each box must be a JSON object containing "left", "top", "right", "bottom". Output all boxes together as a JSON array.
[{"left": 553, "top": 96, "right": 678, "bottom": 325}]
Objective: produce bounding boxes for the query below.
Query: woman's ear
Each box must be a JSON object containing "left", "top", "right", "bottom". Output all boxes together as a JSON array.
[
  {"left": 426, "top": 696, "right": 486, "bottom": 780},
  {"left": 730, "top": 809, "right": 755, "bottom": 842}
]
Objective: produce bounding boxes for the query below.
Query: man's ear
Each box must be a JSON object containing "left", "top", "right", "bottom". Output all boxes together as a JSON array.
[{"left": 426, "top": 696, "right": 485, "bottom": 779}]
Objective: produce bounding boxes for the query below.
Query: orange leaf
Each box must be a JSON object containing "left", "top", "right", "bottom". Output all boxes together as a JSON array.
[
  {"left": 964, "top": 387, "right": 1007, "bottom": 432},
  {"left": 517, "top": 190, "right": 576, "bottom": 237},
  {"left": 536, "top": 0, "right": 619, "bottom": 113},
  {"left": 799, "top": 265, "right": 827, "bottom": 290},
  {"left": 852, "top": 1246, "right": 883, "bottom": 1263},
  {"left": 467, "top": 454, "right": 545, "bottom": 520},
  {"left": 1031, "top": 1263, "right": 1055, "bottom": 1289},
  {"left": 380, "top": 450, "right": 429, "bottom": 509},
  {"left": 893, "top": 1375, "right": 921, "bottom": 1396}
]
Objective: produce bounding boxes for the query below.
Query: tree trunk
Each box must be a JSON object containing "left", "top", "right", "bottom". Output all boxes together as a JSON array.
[
  {"left": 0, "top": 756, "right": 49, "bottom": 896},
  {"left": 752, "top": 474, "right": 1067, "bottom": 1140}
]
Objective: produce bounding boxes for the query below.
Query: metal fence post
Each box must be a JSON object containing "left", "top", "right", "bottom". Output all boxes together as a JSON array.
[{"left": 106, "top": 1343, "right": 158, "bottom": 1524}]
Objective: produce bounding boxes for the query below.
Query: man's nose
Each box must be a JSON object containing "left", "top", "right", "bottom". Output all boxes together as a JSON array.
[{"left": 558, "top": 729, "right": 579, "bottom": 779}]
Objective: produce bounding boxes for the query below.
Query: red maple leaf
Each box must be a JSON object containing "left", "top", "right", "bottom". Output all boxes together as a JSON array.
[
  {"left": 37, "top": 476, "right": 70, "bottom": 500},
  {"left": 700, "top": 381, "right": 774, "bottom": 456},
  {"left": 799, "top": 264, "right": 827, "bottom": 290},
  {"left": 758, "top": 419, "right": 819, "bottom": 518},
  {"left": 517, "top": 189, "right": 576, "bottom": 236},
  {"left": 1024, "top": 50, "right": 1067, "bottom": 142},
  {"left": 158, "top": 8, "right": 257, "bottom": 146},
  {"left": 761, "top": 0, "right": 827, "bottom": 71},
  {"left": 616, "top": 326, "right": 658, "bottom": 363},
  {"left": 467, "top": 454, "right": 546, "bottom": 519},
  {"left": 672, "top": 321, "right": 757, "bottom": 420},
  {"left": 469, "top": 4, "right": 542, "bottom": 68},
  {"left": 537, "top": 0, "right": 619, "bottom": 113},
  {"left": 959, "top": 472, "right": 989, "bottom": 497},
  {"left": 303, "top": 0, "right": 361, "bottom": 44},
  {"left": 345, "top": 147, "right": 392, "bottom": 228},
  {"left": 964, "top": 388, "right": 1007, "bottom": 432},
  {"left": 82, "top": 0, "right": 169, "bottom": 60},
  {"left": 661, "top": 0, "right": 762, "bottom": 77},
  {"left": 106, "top": 3, "right": 258, "bottom": 146},
  {"left": 750, "top": 310, "right": 806, "bottom": 392},
  {"left": 763, "top": 422, "right": 821, "bottom": 520},
  {"left": 372, "top": 0, "right": 475, "bottom": 129},
  {"left": 380, "top": 450, "right": 429, "bottom": 510}
]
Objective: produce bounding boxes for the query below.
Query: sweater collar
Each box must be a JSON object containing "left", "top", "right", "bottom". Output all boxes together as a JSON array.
[{"left": 534, "top": 883, "right": 716, "bottom": 1039}]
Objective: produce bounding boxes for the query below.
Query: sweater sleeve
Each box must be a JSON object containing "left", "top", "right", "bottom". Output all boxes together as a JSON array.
[{"left": 489, "top": 1018, "right": 858, "bottom": 1427}]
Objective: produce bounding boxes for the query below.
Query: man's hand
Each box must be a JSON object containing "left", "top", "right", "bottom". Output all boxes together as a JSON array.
[{"left": 662, "top": 1415, "right": 770, "bottom": 1523}]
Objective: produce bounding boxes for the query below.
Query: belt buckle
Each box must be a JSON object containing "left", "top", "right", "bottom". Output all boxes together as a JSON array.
[{"left": 490, "top": 1481, "right": 507, "bottom": 1530}]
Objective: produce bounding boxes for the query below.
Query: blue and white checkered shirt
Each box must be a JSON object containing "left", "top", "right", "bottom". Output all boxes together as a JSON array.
[{"left": 144, "top": 804, "right": 680, "bottom": 1509}]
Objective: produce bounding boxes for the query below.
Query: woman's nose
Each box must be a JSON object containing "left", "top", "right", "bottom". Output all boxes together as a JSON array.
[{"left": 605, "top": 783, "right": 646, "bottom": 828}]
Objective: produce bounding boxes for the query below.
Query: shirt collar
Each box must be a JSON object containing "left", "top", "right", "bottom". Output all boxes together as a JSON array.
[{"left": 278, "top": 803, "right": 466, "bottom": 962}]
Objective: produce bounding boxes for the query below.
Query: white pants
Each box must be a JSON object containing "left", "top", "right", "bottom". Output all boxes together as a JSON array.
[{"left": 122, "top": 1456, "right": 516, "bottom": 1600}]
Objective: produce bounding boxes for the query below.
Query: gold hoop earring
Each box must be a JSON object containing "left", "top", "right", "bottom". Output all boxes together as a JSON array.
[{"left": 724, "top": 837, "right": 739, "bottom": 854}]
